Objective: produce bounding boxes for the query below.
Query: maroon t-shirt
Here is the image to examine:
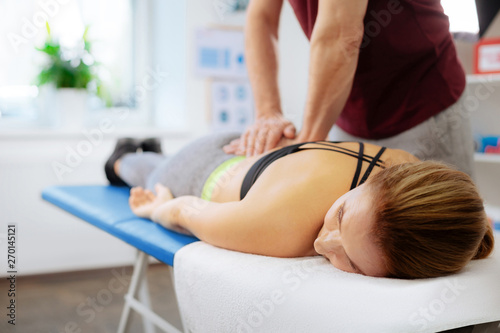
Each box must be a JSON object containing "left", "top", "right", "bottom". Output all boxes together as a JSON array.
[{"left": 288, "top": 0, "right": 466, "bottom": 139}]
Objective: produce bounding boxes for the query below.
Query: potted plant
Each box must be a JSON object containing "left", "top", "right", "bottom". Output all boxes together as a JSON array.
[{"left": 36, "top": 22, "right": 107, "bottom": 129}]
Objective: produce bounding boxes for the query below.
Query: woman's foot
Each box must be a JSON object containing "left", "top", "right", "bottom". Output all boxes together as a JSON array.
[
  {"left": 142, "top": 138, "right": 162, "bottom": 153},
  {"left": 105, "top": 137, "right": 163, "bottom": 186},
  {"left": 105, "top": 138, "right": 142, "bottom": 186},
  {"left": 129, "top": 184, "right": 174, "bottom": 219}
]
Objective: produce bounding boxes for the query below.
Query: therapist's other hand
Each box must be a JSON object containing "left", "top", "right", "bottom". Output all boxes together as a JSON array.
[
  {"left": 129, "top": 184, "right": 173, "bottom": 219},
  {"left": 223, "top": 114, "right": 296, "bottom": 156}
]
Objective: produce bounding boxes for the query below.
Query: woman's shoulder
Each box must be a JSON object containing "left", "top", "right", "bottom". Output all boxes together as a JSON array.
[
  {"left": 356, "top": 141, "right": 418, "bottom": 165},
  {"left": 299, "top": 141, "right": 420, "bottom": 166},
  {"left": 381, "top": 146, "right": 420, "bottom": 166}
]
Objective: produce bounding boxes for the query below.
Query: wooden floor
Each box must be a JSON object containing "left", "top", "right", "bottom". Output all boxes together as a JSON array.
[{"left": 0, "top": 263, "right": 183, "bottom": 333}]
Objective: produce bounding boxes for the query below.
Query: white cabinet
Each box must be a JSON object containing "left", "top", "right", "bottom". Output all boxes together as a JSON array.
[{"left": 466, "top": 74, "right": 500, "bottom": 221}]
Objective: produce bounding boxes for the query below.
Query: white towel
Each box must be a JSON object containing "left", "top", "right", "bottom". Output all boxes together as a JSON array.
[{"left": 174, "top": 237, "right": 500, "bottom": 333}]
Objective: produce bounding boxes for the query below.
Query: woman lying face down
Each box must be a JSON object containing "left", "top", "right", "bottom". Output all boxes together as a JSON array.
[
  {"left": 315, "top": 162, "right": 494, "bottom": 279},
  {"left": 108, "top": 135, "right": 494, "bottom": 279},
  {"left": 314, "top": 184, "right": 387, "bottom": 277}
]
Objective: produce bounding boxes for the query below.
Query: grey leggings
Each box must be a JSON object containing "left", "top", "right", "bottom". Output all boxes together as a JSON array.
[{"left": 119, "top": 132, "right": 241, "bottom": 197}]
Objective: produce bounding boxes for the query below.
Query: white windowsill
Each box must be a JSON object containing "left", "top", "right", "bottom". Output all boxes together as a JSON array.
[
  {"left": 0, "top": 126, "right": 192, "bottom": 140},
  {"left": 0, "top": 105, "right": 194, "bottom": 140}
]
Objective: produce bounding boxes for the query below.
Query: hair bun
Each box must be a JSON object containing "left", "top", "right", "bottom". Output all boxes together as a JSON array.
[{"left": 473, "top": 224, "right": 494, "bottom": 260}]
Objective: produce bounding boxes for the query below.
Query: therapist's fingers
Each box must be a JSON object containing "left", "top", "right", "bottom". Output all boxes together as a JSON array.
[
  {"left": 245, "top": 127, "right": 258, "bottom": 157},
  {"left": 249, "top": 126, "right": 272, "bottom": 156},
  {"left": 261, "top": 119, "right": 296, "bottom": 152},
  {"left": 223, "top": 138, "right": 240, "bottom": 154},
  {"left": 263, "top": 127, "right": 284, "bottom": 152},
  {"left": 283, "top": 123, "right": 296, "bottom": 139},
  {"left": 236, "top": 130, "right": 250, "bottom": 155},
  {"left": 250, "top": 119, "right": 295, "bottom": 156},
  {"left": 253, "top": 128, "right": 271, "bottom": 155},
  {"left": 233, "top": 114, "right": 296, "bottom": 156}
]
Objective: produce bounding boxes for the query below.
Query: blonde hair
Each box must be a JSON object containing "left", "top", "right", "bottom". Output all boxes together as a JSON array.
[{"left": 367, "top": 161, "right": 494, "bottom": 279}]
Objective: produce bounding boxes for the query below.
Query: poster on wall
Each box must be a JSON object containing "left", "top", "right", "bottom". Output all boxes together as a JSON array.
[
  {"left": 194, "top": 28, "right": 247, "bottom": 79},
  {"left": 474, "top": 38, "right": 500, "bottom": 74},
  {"left": 210, "top": 80, "right": 253, "bottom": 132}
]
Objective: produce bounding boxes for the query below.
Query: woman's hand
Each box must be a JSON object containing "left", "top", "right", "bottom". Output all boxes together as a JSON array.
[
  {"left": 129, "top": 185, "right": 194, "bottom": 236},
  {"left": 129, "top": 184, "right": 174, "bottom": 219}
]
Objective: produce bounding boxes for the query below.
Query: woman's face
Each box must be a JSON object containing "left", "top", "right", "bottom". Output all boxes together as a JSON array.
[{"left": 314, "top": 184, "right": 387, "bottom": 277}]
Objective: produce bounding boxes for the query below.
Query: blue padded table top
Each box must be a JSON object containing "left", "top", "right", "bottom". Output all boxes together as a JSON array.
[{"left": 42, "top": 185, "right": 199, "bottom": 266}]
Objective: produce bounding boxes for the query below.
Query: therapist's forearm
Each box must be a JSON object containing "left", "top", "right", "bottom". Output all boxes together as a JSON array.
[
  {"left": 298, "top": 38, "right": 360, "bottom": 142},
  {"left": 245, "top": 11, "right": 282, "bottom": 116}
]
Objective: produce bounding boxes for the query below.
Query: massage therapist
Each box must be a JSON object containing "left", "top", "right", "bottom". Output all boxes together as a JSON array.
[{"left": 224, "top": 0, "right": 473, "bottom": 175}]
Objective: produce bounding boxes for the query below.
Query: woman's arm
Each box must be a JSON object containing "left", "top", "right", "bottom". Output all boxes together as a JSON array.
[
  {"left": 150, "top": 175, "right": 327, "bottom": 257},
  {"left": 151, "top": 196, "right": 307, "bottom": 257}
]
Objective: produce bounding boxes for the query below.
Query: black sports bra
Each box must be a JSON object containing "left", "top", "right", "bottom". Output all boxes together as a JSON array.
[{"left": 240, "top": 141, "right": 386, "bottom": 200}]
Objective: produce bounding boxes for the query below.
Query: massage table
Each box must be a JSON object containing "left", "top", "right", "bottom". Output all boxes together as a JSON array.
[{"left": 42, "top": 185, "right": 500, "bottom": 333}]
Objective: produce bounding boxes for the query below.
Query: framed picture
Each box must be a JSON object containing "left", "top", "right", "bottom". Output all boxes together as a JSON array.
[
  {"left": 474, "top": 37, "right": 500, "bottom": 74},
  {"left": 194, "top": 27, "right": 247, "bottom": 79},
  {"left": 209, "top": 79, "right": 254, "bottom": 132}
]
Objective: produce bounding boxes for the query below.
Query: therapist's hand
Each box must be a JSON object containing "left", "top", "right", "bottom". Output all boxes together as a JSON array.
[{"left": 223, "top": 114, "right": 296, "bottom": 156}]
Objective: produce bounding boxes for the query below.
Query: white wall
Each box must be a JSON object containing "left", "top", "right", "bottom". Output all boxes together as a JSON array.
[
  {"left": 181, "top": 0, "right": 309, "bottom": 133},
  {"left": 0, "top": 133, "right": 130, "bottom": 276},
  {"left": 0, "top": 1, "right": 310, "bottom": 276},
  {"left": 0, "top": 130, "right": 191, "bottom": 276},
  {"left": 456, "top": 12, "right": 500, "bottom": 209},
  {"left": 278, "top": 2, "right": 310, "bottom": 129}
]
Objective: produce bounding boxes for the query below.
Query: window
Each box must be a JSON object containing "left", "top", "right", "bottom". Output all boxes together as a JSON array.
[
  {"left": 441, "top": 0, "right": 480, "bottom": 34},
  {"left": 0, "top": 0, "right": 155, "bottom": 128}
]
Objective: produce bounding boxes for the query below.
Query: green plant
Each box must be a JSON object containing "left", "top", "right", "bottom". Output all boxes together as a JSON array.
[{"left": 36, "top": 22, "right": 110, "bottom": 105}]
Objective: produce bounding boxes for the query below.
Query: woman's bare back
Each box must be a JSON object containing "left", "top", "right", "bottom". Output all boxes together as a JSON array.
[{"left": 211, "top": 141, "right": 419, "bottom": 203}]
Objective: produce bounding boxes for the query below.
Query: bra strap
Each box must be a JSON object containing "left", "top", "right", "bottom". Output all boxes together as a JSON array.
[
  {"left": 358, "top": 146, "right": 387, "bottom": 187},
  {"left": 350, "top": 142, "right": 364, "bottom": 190},
  {"left": 297, "top": 147, "right": 384, "bottom": 167}
]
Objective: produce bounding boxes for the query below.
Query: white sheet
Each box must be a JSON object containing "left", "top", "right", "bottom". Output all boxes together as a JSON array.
[{"left": 174, "top": 234, "right": 500, "bottom": 333}]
